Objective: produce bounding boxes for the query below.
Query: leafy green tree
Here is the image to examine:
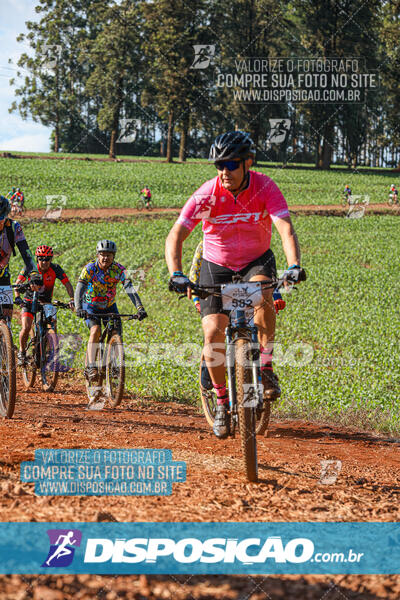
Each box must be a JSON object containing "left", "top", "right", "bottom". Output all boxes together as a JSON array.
[
  {"left": 209, "top": 0, "right": 291, "bottom": 157},
  {"left": 84, "top": 0, "right": 143, "bottom": 158},
  {"left": 378, "top": 0, "right": 400, "bottom": 164},
  {"left": 291, "top": 0, "right": 380, "bottom": 169},
  {"left": 9, "top": 0, "right": 105, "bottom": 152},
  {"left": 143, "top": 0, "right": 209, "bottom": 162}
]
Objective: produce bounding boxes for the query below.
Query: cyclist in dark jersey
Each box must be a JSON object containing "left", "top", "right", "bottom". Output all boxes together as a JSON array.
[{"left": 15, "top": 245, "right": 74, "bottom": 365}]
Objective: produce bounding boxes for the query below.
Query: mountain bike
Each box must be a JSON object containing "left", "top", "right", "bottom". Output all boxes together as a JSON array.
[
  {"left": 84, "top": 313, "right": 138, "bottom": 408},
  {"left": 17, "top": 290, "right": 72, "bottom": 392},
  {"left": 191, "top": 276, "right": 286, "bottom": 482},
  {"left": 136, "top": 195, "right": 152, "bottom": 211},
  {"left": 388, "top": 192, "right": 399, "bottom": 206},
  {"left": 0, "top": 302, "right": 16, "bottom": 418},
  {"left": 10, "top": 202, "right": 25, "bottom": 218},
  {"left": 341, "top": 192, "right": 352, "bottom": 207}
]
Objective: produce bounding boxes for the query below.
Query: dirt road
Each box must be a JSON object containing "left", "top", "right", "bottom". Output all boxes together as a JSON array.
[
  {"left": 19, "top": 203, "right": 400, "bottom": 222},
  {"left": 0, "top": 376, "right": 399, "bottom": 598}
]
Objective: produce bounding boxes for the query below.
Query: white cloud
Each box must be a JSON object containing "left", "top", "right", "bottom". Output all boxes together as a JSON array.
[{"left": 0, "top": 132, "right": 50, "bottom": 153}]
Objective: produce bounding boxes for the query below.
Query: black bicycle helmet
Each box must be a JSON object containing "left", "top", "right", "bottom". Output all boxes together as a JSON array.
[
  {"left": 96, "top": 240, "right": 117, "bottom": 254},
  {"left": 209, "top": 131, "right": 256, "bottom": 162},
  {"left": 0, "top": 196, "right": 11, "bottom": 220}
]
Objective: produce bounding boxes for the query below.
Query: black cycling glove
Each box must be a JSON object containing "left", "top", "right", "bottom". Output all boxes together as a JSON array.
[
  {"left": 169, "top": 271, "right": 190, "bottom": 294},
  {"left": 283, "top": 264, "right": 307, "bottom": 284}
]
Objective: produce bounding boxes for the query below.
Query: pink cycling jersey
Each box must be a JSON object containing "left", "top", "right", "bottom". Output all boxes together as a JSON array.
[{"left": 177, "top": 171, "right": 290, "bottom": 271}]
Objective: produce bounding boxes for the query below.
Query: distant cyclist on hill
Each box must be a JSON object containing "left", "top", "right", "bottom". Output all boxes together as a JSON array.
[
  {"left": 166, "top": 131, "right": 306, "bottom": 439},
  {"left": 140, "top": 186, "right": 152, "bottom": 209},
  {"left": 343, "top": 184, "right": 352, "bottom": 203},
  {"left": 389, "top": 183, "right": 398, "bottom": 204}
]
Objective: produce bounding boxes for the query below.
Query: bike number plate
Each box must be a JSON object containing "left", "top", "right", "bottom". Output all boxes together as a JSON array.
[
  {"left": 0, "top": 286, "right": 13, "bottom": 305},
  {"left": 221, "top": 282, "right": 263, "bottom": 310},
  {"left": 43, "top": 304, "right": 57, "bottom": 319}
]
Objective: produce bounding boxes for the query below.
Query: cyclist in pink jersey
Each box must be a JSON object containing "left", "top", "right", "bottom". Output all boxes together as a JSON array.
[{"left": 166, "top": 131, "right": 306, "bottom": 438}]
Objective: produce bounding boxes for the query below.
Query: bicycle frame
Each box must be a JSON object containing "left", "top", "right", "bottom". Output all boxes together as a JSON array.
[
  {"left": 192, "top": 276, "right": 286, "bottom": 430},
  {"left": 89, "top": 313, "right": 136, "bottom": 372}
]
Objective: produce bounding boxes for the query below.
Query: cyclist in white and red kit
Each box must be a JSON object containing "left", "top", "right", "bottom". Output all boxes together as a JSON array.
[{"left": 166, "top": 131, "right": 306, "bottom": 438}]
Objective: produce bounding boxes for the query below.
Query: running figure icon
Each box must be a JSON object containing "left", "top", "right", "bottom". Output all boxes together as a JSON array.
[{"left": 45, "top": 531, "right": 77, "bottom": 566}]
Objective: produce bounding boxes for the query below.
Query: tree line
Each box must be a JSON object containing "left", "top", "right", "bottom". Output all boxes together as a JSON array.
[{"left": 9, "top": 0, "right": 400, "bottom": 168}]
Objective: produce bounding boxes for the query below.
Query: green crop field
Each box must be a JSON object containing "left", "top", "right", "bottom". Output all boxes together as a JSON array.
[
  {"left": 10, "top": 214, "right": 400, "bottom": 435},
  {"left": 1, "top": 156, "right": 398, "bottom": 211}
]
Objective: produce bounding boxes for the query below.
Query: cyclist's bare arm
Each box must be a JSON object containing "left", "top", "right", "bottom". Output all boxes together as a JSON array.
[
  {"left": 273, "top": 216, "right": 301, "bottom": 267},
  {"left": 165, "top": 222, "right": 191, "bottom": 274},
  {"left": 63, "top": 280, "right": 74, "bottom": 299}
]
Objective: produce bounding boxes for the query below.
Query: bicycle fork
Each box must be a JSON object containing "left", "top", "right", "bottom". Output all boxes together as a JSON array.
[{"left": 225, "top": 316, "right": 262, "bottom": 435}]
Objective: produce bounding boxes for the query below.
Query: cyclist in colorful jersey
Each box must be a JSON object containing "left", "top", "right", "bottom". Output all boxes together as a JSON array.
[
  {"left": 343, "top": 185, "right": 352, "bottom": 201},
  {"left": 166, "top": 131, "right": 306, "bottom": 438},
  {"left": 14, "top": 245, "right": 75, "bottom": 365},
  {"left": 140, "top": 186, "right": 152, "bottom": 208},
  {"left": 0, "top": 196, "right": 35, "bottom": 321},
  {"left": 74, "top": 239, "right": 147, "bottom": 384}
]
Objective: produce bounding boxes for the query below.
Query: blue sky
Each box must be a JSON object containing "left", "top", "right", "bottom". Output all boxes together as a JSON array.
[{"left": 0, "top": 0, "right": 51, "bottom": 152}]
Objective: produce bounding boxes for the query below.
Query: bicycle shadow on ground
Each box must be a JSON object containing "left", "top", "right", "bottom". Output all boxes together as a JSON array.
[{"left": 269, "top": 422, "right": 400, "bottom": 445}]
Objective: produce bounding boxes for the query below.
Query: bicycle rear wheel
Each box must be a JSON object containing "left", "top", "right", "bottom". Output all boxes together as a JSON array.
[
  {"left": 41, "top": 330, "right": 59, "bottom": 392},
  {"left": 0, "top": 321, "right": 16, "bottom": 418},
  {"left": 106, "top": 334, "right": 125, "bottom": 407},
  {"left": 21, "top": 328, "right": 37, "bottom": 389},
  {"left": 235, "top": 337, "right": 258, "bottom": 482}
]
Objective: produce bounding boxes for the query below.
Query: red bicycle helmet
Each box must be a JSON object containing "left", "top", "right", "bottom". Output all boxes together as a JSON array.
[{"left": 35, "top": 245, "right": 53, "bottom": 258}]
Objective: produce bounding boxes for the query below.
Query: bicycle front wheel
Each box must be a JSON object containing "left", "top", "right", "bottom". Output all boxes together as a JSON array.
[
  {"left": 235, "top": 337, "right": 258, "bottom": 482},
  {"left": 106, "top": 334, "right": 125, "bottom": 407},
  {"left": 41, "top": 330, "right": 59, "bottom": 392},
  {"left": 0, "top": 321, "right": 16, "bottom": 418},
  {"left": 22, "top": 328, "right": 37, "bottom": 389}
]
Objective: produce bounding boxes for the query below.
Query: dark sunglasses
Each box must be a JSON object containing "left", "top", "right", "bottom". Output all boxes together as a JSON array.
[
  {"left": 214, "top": 160, "right": 241, "bottom": 172},
  {"left": 37, "top": 257, "right": 51, "bottom": 262}
]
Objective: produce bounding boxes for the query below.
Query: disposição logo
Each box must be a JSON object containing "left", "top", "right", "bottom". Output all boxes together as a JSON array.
[{"left": 42, "top": 529, "right": 82, "bottom": 567}]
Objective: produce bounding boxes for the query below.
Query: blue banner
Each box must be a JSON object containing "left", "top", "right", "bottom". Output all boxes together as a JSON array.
[{"left": 0, "top": 522, "right": 399, "bottom": 574}]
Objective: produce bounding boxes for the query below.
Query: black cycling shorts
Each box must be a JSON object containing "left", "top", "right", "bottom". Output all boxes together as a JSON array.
[{"left": 199, "top": 249, "right": 277, "bottom": 318}]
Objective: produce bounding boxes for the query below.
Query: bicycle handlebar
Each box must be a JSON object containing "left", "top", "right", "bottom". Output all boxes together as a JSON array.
[
  {"left": 189, "top": 276, "right": 287, "bottom": 299},
  {"left": 52, "top": 301, "right": 73, "bottom": 309},
  {"left": 89, "top": 313, "right": 139, "bottom": 320}
]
